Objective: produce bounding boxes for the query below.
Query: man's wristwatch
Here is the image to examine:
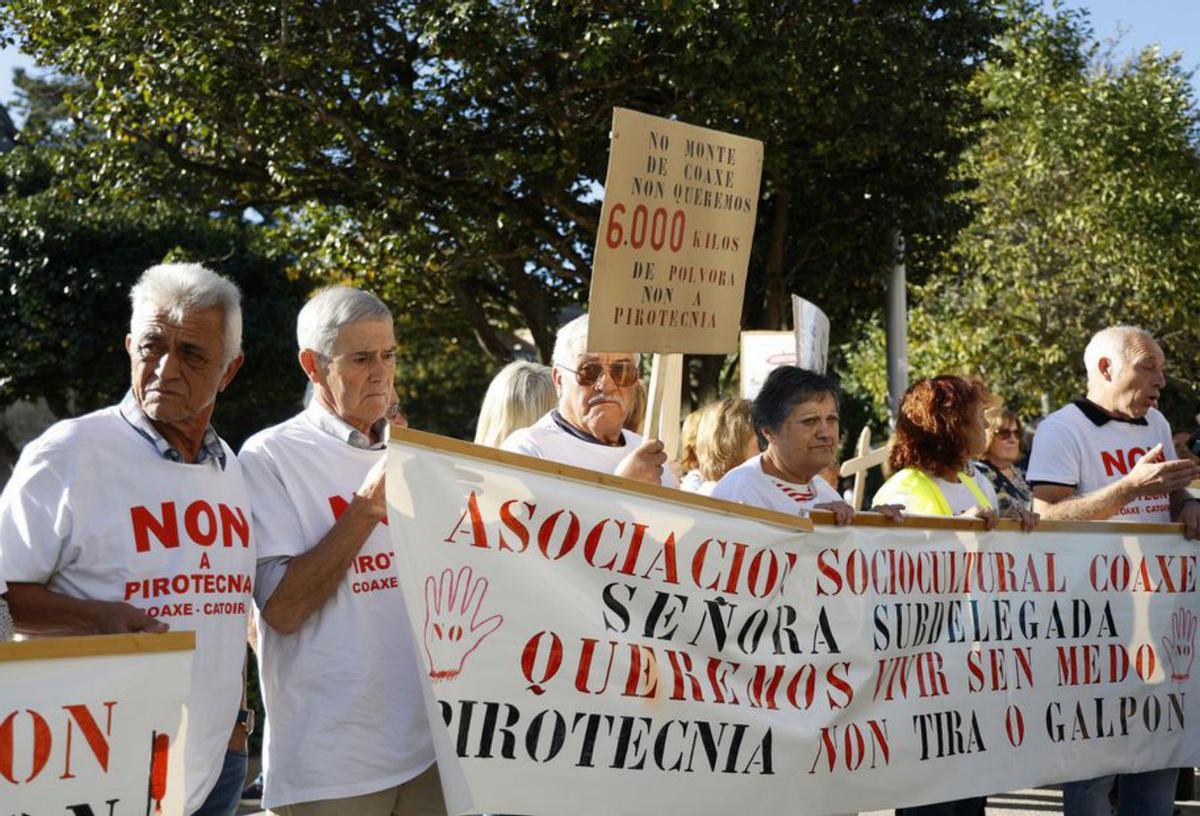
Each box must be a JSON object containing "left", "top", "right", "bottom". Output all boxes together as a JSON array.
[{"left": 237, "top": 708, "right": 255, "bottom": 736}]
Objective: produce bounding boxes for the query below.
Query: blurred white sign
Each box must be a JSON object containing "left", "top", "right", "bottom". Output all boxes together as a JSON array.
[
  {"left": 791, "top": 295, "right": 830, "bottom": 374},
  {"left": 740, "top": 330, "right": 796, "bottom": 398}
]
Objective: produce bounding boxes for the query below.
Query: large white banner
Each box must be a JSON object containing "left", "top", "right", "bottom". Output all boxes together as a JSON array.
[
  {"left": 386, "top": 430, "right": 1200, "bottom": 815},
  {"left": 0, "top": 633, "right": 192, "bottom": 815}
]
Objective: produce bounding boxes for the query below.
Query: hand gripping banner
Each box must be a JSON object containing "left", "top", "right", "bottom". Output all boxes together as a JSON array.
[{"left": 385, "top": 429, "right": 1200, "bottom": 815}]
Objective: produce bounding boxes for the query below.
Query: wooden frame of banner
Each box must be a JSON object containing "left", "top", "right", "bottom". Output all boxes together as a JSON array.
[
  {"left": 389, "top": 428, "right": 1186, "bottom": 537},
  {"left": 0, "top": 631, "right": 195, "bottom": 663},
  {"left": 392, "top": 426, "right": 811, "bottom": 532}
]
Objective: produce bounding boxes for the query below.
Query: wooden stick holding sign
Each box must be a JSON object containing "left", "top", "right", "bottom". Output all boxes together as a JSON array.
[
  {"left": 586, "top": 108, "right": 763, "bottom": 441},
  {"left": 641, "top": 353, "right": 669, "bottom": 442},
  {"left": 640, "top": 352, "right": 683, "bottom": 452}
]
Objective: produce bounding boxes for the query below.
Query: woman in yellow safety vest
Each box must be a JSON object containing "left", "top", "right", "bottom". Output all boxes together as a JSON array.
[{"left": 872, "top": 375, "right": 1037, "bottom": 816}]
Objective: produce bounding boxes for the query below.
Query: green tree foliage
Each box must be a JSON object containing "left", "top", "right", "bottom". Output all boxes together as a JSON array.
[
  {"left": 845, "top": 5, "right": 1200, "bottom": 427},
  {"left": 0, "top": 73, "right": 309, "bottom": 449},
  {"left": 2, "top": 0, "right": 1004, "bottom": 412}
]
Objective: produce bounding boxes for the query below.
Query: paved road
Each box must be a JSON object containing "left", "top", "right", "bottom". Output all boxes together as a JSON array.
[{"left": 240, "top": 779, "right": 1200, "bottom": 815}]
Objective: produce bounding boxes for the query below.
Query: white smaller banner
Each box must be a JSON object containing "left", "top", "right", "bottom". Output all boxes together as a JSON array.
[
  {"left": 0, "top": 633, "right": 192, "bottom": 815},
  {"left": 791, "top": 294, "right": 830, "bottom": 374},
  {"left": 739, "top": 331, "right": 796, "bottom": 398}
]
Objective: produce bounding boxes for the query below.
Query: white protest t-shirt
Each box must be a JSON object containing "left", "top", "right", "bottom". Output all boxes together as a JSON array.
[
  {"left": 680, "top": 469, "right": 705, "bottom": 493},
  {"left": 501, "top": 411, "right": 679, "bottom": 487},
  {"left": 240, "top": 410, "right": 435, "bottom": 809},
  {"left": 1027, "top": 401, "right": 1176, "bottom": 522},
  {"left": 709, "top": 453, "right": 842, "bottom": 514},
  {"left": 0, "top": 407, "right": 254, "bottom": 814}
]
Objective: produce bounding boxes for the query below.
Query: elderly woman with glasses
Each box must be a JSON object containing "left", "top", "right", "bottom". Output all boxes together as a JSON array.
[{"left": 973, "top": 408, "right": 1034, "bottom": 512}]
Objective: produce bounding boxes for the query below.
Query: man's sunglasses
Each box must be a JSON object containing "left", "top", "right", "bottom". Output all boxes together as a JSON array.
[{"left": 557, "top": 360, "right": 639, "bottom": 388}]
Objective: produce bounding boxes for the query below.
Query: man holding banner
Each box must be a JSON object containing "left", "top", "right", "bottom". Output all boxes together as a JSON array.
[
  {"left": 1030, "top": 324, "right": 1200, "bottom": 816},
  {"left": 240, "top": 286, "right": 442, "bottom": 816},
  {"left": 0, "top": 263, "right": 255, "bottom": 816},
  {"left": 502, "top": 313, "right": 676, "bottom": 487}
]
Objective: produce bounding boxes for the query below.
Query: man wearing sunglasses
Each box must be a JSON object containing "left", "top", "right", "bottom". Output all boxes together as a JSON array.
[{"left": 502, "top": 314, "right": 675, "bottom": 486}]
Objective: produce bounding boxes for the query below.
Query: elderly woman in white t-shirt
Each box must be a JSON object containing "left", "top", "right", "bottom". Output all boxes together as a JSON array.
[
  {"left": 474, "top": 360, "right": 557, "bottom": 448},
  {"left": 680, "top": 398, "right": 759, "bottom": 495},
  {"left": 711, "top": 367, "right": 902, "bottom": 524}
]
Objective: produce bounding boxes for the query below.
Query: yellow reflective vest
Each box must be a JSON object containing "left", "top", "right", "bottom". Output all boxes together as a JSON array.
[{"left": 876, "top": 467, "right": 993, "bottom": 516}]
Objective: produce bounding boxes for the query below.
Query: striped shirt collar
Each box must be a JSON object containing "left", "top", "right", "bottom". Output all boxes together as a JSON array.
[
  {"left": 771, "top": 479, "right": 816, "bottom": 504},
  {"left": 304, "top": 399, "right": 387, "bottom": 450},
  {"left": 118, "top": 391, "right": 227, "bottom": 470}
]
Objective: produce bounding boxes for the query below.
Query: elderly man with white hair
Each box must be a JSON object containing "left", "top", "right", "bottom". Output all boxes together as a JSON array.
[
  {"left": 239, "top": 286, "right": 442, "bottom": 816},
  {"left": 0, "top": 263, "right": 255, "bottom": 816},
  {"left": 501, "top": 313, "right": 674, "bottom": 486},
  {"left": 1028, "top": 324, "right": 1200, "bottom": 816}
]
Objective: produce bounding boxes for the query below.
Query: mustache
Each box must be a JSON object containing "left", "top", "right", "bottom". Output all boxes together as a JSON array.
[{"left": 587, "top": 396, "right": 623, "bottom": 407}]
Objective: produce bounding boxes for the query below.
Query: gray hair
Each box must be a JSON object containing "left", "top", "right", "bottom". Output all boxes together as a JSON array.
[
  {"left": 551, "top": 313, "right": 640, "bottom": 367},
  {"left": 552, "top": 313, "right": 590, "bottom": 367},
  {"left": 130, "top": 263, "right": 243, "bottom": 362},
  {"left": 1084, "top": 325, "right": 1159, "bottom": 384},
  {"left": 296, "top": 286, "right": 392, "bottom": 357}
]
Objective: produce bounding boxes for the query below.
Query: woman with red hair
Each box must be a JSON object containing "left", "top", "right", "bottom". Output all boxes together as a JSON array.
[
  {"left": 873, "top": 376, "right": 1035, "bottom": 816},
  {"left": 874, "top": 376, "right": 1038, "bottom": 525}
]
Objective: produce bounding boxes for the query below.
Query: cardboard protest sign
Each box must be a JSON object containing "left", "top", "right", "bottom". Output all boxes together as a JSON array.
[
  {"left": 587, "top": 108, "right": 763, "bottom": 354},
  {"left": 739, "top": 330, "right": 796, "bottom": 398},
  {"left": 386, "top": 428, "right": 1200, "bottom": 816},
  {"left": 0, "top": 632, "right": 192, "bottom": 815},
  {"left": 791, "top": 294, "right": 830, "bottom": 374}
]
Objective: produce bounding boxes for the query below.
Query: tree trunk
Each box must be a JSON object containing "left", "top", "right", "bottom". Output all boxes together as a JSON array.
[
  {"left": 761, "top": 185, "right": 791, "bottom": 329},
  {"left": 501, "top": 259, "right": 556, "bottom": 363},
  {"left": 453, "top": 281, "right": 514, "bottom": 362}
]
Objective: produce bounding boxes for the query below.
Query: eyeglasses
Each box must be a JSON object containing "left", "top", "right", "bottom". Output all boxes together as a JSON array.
[
  {"left": 994, "top": 428, "right": 1021, "bottom": 440},
  {"left": 557, "top": 360, "right": 639, "bottom": 388}
]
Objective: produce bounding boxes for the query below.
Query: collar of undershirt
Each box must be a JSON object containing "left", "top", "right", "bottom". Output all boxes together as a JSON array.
[
  {"left": 305, "top": 399, "right": 387, "bottom": 449},
  {"left": 551, "top": 410, "right": 627, "bottom": 447},
  {"left": 1073, "top": 398, "right": 1148, "bottom": 427}
]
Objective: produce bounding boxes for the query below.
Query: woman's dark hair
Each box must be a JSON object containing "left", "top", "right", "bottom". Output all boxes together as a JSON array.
[
  {"left": 751, "top": 366, "right": 841, "bottom": 435},
  {"left": 889, "top": 376, "right": 983, "bottom": 474}
]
